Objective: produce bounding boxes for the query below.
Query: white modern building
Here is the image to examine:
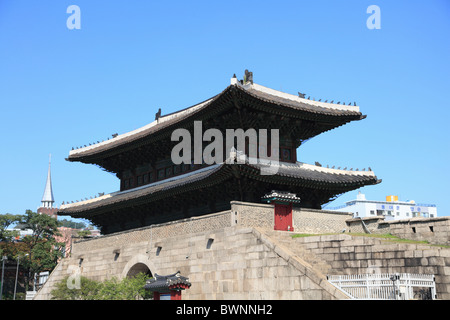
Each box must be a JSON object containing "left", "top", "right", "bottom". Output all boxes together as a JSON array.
[{"left": 326, "top": 192, "right": 437, "bottom": 220}]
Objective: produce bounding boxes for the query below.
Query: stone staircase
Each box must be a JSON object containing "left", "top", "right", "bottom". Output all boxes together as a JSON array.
[{"left": 261, "top": 229, "right": 332, "bottom": 276}]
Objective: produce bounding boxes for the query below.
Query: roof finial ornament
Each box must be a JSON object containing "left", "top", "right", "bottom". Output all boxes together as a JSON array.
[
  {"left": 155, "top": 108, "right": 162, "bottom": 121},
  {"left": 243, "top": 69, "right": 253, "bottom": 84}
]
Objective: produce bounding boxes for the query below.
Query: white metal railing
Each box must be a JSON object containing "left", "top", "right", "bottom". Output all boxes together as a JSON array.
[{"left": 327, "top": 273, "right": 436, "bottom": 300}]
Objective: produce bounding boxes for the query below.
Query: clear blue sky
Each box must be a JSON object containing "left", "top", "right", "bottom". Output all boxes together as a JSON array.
[{"left": 1, "top": 1, "right": 449, "bottom": 223}]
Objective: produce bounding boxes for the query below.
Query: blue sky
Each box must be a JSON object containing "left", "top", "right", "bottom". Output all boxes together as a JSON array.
[{"left": 0, "top": 1, "right": 449, "bottom": 223}]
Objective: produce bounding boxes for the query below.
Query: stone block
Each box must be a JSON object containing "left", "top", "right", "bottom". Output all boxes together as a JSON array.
[
  {"left": 428, "top": 256, "right": 445, "bottom": 266},
  {"left": 340, "top": 246, "right": 355, "bottom": 253},
  {"left": 287, "top": 257, "right": 307, "bottom": 274},
  {"left": 305, "top": 242, "right": 319, "bottom": 250},
  {"left": 387, "top": 259, "right": 405, "bottom": 267},
  {"left": 273, "top": 245, "right": 291, "bottom": 262},
  {"left": 323, "top": 247, "right": 340, "bottom": 254},
  {"left": 320, "top": 235, "right": 341, "bottom": 242},
  {"left": 331, "top": 260, "right": 344, "bottom": 269},
  {"left": 423, "top": 249, "right": 440, "bottom": 257}
]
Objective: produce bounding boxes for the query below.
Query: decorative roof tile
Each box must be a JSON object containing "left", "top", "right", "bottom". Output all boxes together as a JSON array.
[
  {"left": 144, "top": 271, "right": 191, "bottom": 293},
  {"left": 262, "top": 190, "right": 302, "bottom": 203}
]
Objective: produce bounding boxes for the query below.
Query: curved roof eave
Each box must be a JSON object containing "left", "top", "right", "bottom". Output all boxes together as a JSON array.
[{"left": 57, "top": 160, "right": 379, "bottom": 217}]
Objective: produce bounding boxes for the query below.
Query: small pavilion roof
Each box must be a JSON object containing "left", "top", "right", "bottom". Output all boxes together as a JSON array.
[
  {"left": 262, "top": 190, "right": 302, "bottom": 204},
  {"left": 144, "top": 271, "right": 191, "bottom": 293}
]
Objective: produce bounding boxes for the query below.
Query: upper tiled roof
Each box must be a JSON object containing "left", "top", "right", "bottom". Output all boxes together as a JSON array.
[
  {"left": 243, "top": 82, "right": 361, "bottom": 115},
  {"left": 67, "top": 74, "right": 364, "bottom": 162}
]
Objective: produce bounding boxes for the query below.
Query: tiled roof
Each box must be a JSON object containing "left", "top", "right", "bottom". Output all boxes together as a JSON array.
[
  {"left": 262, "top": 190, "right": 302, "bottom": 203},
  {"left": 58, "top": 159, "right": 379, "bottom": 216},
  {"left": 144, "top": 271, "right": 191, "bottom": 293},
  {"left": 67, "top": 77, "right": 364, "bottom": 161}
]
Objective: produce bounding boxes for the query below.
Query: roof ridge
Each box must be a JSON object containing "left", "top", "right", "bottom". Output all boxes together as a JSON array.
[{"left": 236, "top": 81, "right": 360, "bottom": 113}]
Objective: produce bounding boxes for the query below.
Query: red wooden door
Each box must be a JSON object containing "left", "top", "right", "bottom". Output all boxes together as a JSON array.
[{"left": 274, "top": 204, "right": 293, "bottom": 231}]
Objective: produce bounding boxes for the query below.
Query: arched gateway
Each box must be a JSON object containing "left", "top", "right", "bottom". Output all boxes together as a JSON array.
[
  {"left": 121, "top": 254, "right": 156, "bottom": 279},
  {"left": 126, "top": 262, "right": 152, "bottom": 278}
]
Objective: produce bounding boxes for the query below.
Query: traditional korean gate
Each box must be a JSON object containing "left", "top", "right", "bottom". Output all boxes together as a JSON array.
[
  {"left": 262, "top": 190, "right": 300, "bottom": 232},
  {"left": 274, "top": 203, "right": 293, "bottom": 231}
]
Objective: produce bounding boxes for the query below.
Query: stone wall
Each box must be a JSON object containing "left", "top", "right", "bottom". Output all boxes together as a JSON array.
[
  {"left": 231, "top": 201, "right": 351, "bottom": 233},
  {"left": 34, "top": 201, "right": 450, "bottom": 300},
  {"left": 346, "top": 217, "right": 388, "bottom": 234},
  {"left": 72, "top": 210, "right": 231, "bottom": 254},
  {"left": 346, "top": 216, "right": 450, "bottom": 246},
  {"left": 231, "top": 201, "right": 273, "bottom": 229},
  {"left": 386, "top": 217, "right": 450, "bottom": 246},
  {"left": 294, "top": 234, "right": 450, "bottom": 299},
  {"left": 293, "top": 208, "right": 351, "bottom": 234},
  {"left": 35, "top": 225, "right": 347, "bottom": 300}
]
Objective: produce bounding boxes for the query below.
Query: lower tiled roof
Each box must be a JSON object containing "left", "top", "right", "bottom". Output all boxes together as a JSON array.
[{"left": 58, "top": 159, "right": 379, "bottom": 217}]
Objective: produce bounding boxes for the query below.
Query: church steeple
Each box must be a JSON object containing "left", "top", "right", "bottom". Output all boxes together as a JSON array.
[{"left": 41, "top": 154, "right": 55, "bottom": 209}]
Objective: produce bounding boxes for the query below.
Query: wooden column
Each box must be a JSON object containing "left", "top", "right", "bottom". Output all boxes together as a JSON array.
[{"left": 170, "top": 290, "right": 181, "bottom": 300}]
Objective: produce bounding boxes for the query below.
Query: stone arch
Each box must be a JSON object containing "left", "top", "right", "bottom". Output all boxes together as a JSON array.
[
  {"left": 126, "top": 262, "right": 152, "bottom": 278},
  {"left": 121, "top": 254, "right": 157, "bottom": 279}
]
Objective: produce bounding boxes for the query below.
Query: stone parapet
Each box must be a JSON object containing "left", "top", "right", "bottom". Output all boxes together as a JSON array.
[{"left": 346, "top": 216, "right": 450, "bottom": 246}]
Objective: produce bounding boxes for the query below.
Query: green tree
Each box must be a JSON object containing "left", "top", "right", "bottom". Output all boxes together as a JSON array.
[
  {"left": 50, "top": 276, "right": 101, "bottom": 300},
  {"left": 59, "top": 218, "right": 86, "bottom": 230},
  {"left": 19, "top": 210, "right": 64, "bottom": 290},
  {"left": 0, "top": 213, "right": 23, "bottom": 262},
  {"left": 77, "top": 229, "right": 91, "bottom": 238},
  {"left": 0, "top": 213, "right": 23, "bottom": 242},
  {"left": 96, "top": 273, "right": 153, "bottom": 300},
  {"left": 50, "top": 273, "right": 153, "bottom": 300}
]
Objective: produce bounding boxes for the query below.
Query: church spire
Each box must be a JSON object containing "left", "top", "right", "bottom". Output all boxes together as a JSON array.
[{"left": 41, "top": 154, "right": 55, "bottom": 208}]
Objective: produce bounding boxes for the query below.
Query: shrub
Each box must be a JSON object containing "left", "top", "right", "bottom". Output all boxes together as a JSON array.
[{"left": 50, "top": 273, "right": 152, "bottom": 300}]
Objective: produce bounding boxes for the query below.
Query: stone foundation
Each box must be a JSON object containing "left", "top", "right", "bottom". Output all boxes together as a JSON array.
[
  {"left": 34, "top": 201, "right": 450, "bottom": 300},
  {"left": 35, "top": 225, "right": 347, "bottom": 300}
]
